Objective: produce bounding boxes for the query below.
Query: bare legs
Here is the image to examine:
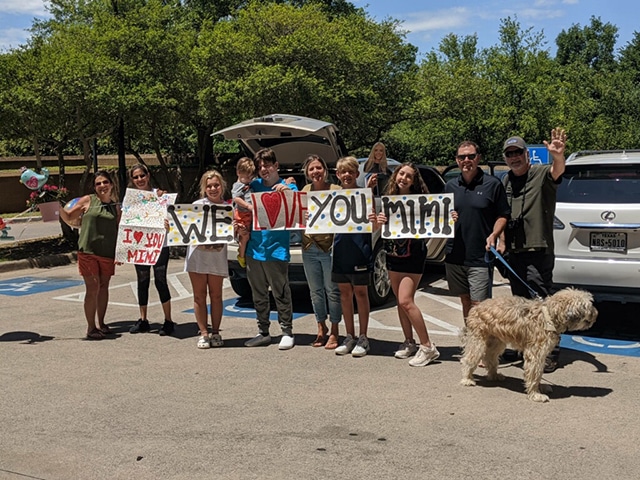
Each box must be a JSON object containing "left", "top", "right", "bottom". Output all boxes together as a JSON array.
[
  {"left": 189, "top": 272, "right": 224, "bottom": 335},
  {"left": 82, "top": 274, "right": 112, "bottom": 333},
  {"left": 389, "top": 271, "right": 432, "bottom": 347},
  {"left": 338, "top": 283, "right": 369, "bottom": 338}
]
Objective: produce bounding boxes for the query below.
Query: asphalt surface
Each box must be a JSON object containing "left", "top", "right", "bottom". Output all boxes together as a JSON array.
[{"left": 1, "top": 221, "right": 639, "bottom": 479}]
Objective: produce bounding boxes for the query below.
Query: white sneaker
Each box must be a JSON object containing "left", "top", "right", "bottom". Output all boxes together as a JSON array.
[
  {"left": 196, "top": 335, "right": 211, "bottom": 349},
  {"left": 351, "top": 334, "right": 370, "bottom": 357},
  {"left": 394, "top": 339, "right": 418, "bottom": 359},
  {"left": 210, "top": 333, "right": 223, "bottom": 347},
  {"left": 244, "top": 334, "right": 271, "bottom": 347},
  {"left": 278, "top": 334, "right": 295, "bottom": 350},
  {"left": 335, "top": 335, "right": 356, "bottom": 355},
  {"left": 409, "top": 344, "right": 440, "bottom": 367}
]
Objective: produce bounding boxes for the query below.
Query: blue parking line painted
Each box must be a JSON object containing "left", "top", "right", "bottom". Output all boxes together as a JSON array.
[
  {"left": 183, "top": 298, "right": 307, "bottom": 321},
  {"left": 561, "top": 334, "right": 640, "bottom": 358},
  {"left": 0, "top": 276, "right": 83, "bottom": 296}
]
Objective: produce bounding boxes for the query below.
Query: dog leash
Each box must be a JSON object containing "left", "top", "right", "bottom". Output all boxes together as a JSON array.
[{"left": 488, "top": 246, "right": 541, "bottom": 299}]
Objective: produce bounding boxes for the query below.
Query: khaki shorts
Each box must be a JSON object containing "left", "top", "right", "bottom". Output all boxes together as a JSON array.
[{"left": 445, "top": 263, "right": 492, "bottom": 302}]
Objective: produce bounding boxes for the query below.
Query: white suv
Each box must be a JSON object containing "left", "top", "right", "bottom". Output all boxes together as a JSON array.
[
  {"left": 553, "top": 150, "right": 640, "bottom": 303},
  {"left": 213, "top": 114, "right": 447, "bottom": 306}
]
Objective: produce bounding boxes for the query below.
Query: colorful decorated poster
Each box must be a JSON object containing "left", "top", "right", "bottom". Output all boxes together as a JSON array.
[
  {"left": 115, "top": 189, "right": 177, "bottom": 265},
  {"left": 380, "top": 194, "right": 454, "bottom": 239},
  {"left": 166, "top": 203, "right": 234, "bottom": 246},
  {"left": 251, "top": 190, "right": 307, "bottom": 230},
  {"left": 306, "top": 189, "right": 374, "bottom": 234},
  {"left": 119, "top": 188, "right": 176, "bottom": 229}
]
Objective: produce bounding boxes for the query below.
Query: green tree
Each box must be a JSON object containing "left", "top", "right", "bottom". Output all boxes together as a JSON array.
[{"left": 556, "top": 16, "right": 618, "bottom": 71}]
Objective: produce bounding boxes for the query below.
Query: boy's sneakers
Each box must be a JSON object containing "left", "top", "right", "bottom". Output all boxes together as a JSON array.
[
  {"left": 335, "top": 334, "right": 356, "bottom": 355},
  {"left": 130, "top": 318, "right": 150, "bottom": 334},
  {"left": 394, "top": 339, "right": 418, "bottom": 359},
  {"left": 197, "top": 335, "right": 211, "bottom": 349},
  {"left": 351, "top": 335, "right": 370, "bottom": 357},
  {"left": 244, "top": 334, "right": 271, "bottom": 347},
  {"left": 237, "top": 255, "right": 246, "bottom": 268},
  {"left": 278, "top": 334, "right": 295, "bottom": 350},
  {"left": 408, "top": 344, "right": 440, "bottom": 367},
  {"left": 158, "top": 320, "right": 175, "bottom": 336}
]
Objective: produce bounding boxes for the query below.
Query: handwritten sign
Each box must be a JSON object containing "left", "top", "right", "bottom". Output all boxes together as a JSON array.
[
  {"left": 166, "top": 203, "right": 234, "bottom": 246},
  {"left": 380, "top": 194, "right": 454, "bottom": 239},
  {"left": 119, "top": 188, "right": 177, "bottom": 229},
  {"left": 306, "top": 189, "right": 374, "bottom": 234},
  {"left": 116, "top": 189, "right": 176, "bottom": 265},
  {"left": 251, "top": 190, "right": 307, "bottom": 230}
]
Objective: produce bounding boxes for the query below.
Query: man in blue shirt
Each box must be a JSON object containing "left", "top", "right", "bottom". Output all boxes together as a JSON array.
[{"left": 244, "top": 148, "right": 298, "bottom": 350}]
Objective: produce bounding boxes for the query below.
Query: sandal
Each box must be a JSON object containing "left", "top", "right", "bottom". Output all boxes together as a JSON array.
[
  {"left": 98, "top": 325, "right": 112, "bottom": 335},
  {"left": 86, "top": 329, "right": 104, "bottom": 340},
  {"left": 324, "top": 334, "right": 339, "bottom": 350},
  {"left": 312, "top": 335, "right": 326, "bottom": 347}
]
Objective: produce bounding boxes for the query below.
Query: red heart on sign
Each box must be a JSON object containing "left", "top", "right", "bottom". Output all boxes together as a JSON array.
[
  {"left": 260, "top": 192, "right": 282, "bottom": 227},
  {"left": 133, "top": 231, "right": 144, "bottom": 243}
]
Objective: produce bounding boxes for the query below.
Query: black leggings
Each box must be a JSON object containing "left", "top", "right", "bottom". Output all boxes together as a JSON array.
[{"left": 135, "top": 247, "right": 171, "bottom": 306}]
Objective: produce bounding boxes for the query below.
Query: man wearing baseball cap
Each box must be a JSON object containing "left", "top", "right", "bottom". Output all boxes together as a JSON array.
[{"left": 500, "top": 128, "right": 567, "bottom": 372}]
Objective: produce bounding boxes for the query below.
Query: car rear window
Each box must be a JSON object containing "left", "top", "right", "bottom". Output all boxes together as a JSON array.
[{"left": 557, "top": 164, "right": 640, "bottom": 203}]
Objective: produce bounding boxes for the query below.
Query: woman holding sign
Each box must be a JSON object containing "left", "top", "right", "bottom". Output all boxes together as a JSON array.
[
  {"left": 376, "top": 163, "right": 440, "bottom": 367},
  {"left": 186, "top": 170, "right": 229, "bottom": 349},
  {"left": 127, "top": 164, "right": 175, "bottom": 337},
  {"left": 59, "top": 170, "right": 121, "bottom": 340},
  {"left": 301, "top": 154, "right": 342, "bottom": 349}
]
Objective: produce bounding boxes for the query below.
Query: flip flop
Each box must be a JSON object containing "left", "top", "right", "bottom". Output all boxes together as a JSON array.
[
  {"left": 86, "top": 329, "right": 104, "bottom": 340},
  {"left": 312, "top": 335, "right": 326, "bottom": 347},
  {"left": 324, "top": 335, "right": 339, "bottom": 350}
]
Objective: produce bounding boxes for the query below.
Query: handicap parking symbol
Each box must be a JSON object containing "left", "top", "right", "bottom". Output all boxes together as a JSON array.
[
  {"left": 560, "top": 334, "right": 640, "bottom": 358},
  {"left": 0, "top": 276, "right": 84, "bottom": 297},
  {"left": 184, "top": 298, "right": 307, "bottom": 321}
]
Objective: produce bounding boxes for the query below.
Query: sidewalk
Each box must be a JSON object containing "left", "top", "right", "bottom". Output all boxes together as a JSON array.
[{"left": 0, "top": 215, "right": 75, "bottom": 273}]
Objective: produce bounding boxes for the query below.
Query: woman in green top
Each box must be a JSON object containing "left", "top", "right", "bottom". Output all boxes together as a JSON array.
[{"left": 60, "top": 170, "right": 121, "bottom": 340}]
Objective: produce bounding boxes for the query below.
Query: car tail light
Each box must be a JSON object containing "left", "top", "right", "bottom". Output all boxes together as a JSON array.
[{"left": 553, "top": 216, "right": 565, "bottom": 230}]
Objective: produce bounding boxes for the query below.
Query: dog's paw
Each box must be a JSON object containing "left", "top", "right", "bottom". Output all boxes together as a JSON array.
[
  {"left": 529, "top": 392, "right": 550, "bottom": 403},
  {"left": 486, "top": 372, "right": 505, "bottom": 382},
  {"left": 460, "top": 378, "right": 476, "bottom": 387}
]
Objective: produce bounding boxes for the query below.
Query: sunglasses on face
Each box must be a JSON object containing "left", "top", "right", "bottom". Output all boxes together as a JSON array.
[
  {"left": 456, "top": 153, "right": 478, "bottom": 161},
  {"left": 95, "top": 180, "right": 111, "bottom": 186},
  {"left": 132, "top": 174, "right": 147, "bottom": 180},
  {"left": 505, "top": 148, "right": 525, "bottom": 158}
]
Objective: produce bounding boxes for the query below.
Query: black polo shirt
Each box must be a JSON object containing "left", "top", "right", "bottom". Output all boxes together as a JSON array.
[{"left": 444, "top": 169, "right": 510, "bottom": 267}]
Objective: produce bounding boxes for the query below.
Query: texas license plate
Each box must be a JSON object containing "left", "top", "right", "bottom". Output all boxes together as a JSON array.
[{"left": 590, "top": 232, "right": 627, "bottom": 253}]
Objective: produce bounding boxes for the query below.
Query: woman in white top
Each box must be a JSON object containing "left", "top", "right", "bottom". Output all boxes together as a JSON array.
[{"left": 185, "top": 170, "right": 229, "bottom": 349}]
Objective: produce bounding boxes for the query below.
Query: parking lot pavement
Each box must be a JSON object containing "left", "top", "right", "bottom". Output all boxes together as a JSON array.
[{"left": 1, "top": 262, "right": 640, "bottom": 479}]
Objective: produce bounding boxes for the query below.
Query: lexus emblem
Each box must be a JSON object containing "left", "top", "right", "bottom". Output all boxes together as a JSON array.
[{"left": 601, "top": 211, "right": 616, "bottom": 222}]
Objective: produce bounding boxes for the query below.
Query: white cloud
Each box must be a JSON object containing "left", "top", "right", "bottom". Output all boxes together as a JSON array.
[
  {"left": 0, "top": 0, "right": 48, "bottom": 16},
  {"left": 401, "top": 7, "right": 471, "bottom": 33},
  {"left": 0, "top": 26, "right": 30, "bottom": 51}
]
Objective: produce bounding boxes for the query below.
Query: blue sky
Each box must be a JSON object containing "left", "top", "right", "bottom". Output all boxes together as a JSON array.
[{"left": 0, "top": 0, "right": 638, "bottom": 55}]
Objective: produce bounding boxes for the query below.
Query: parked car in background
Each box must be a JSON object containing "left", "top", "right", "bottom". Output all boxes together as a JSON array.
[
  {"left": 553, "top": 150, "right": 640, "bottom": 303},
  {"left": 213, "top": 114, "right": 448, "bottom": 306},
  {"left": 442, "top": 161, "right": 509, "bottom": 183}
]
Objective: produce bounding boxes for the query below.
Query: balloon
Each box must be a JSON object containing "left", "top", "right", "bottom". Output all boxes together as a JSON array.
[
  {"left": 62, "top": 197, "right": 83, "bottom": 228},
  {"left": 20, "top": 167, "right": 49, "bottom": 190}
]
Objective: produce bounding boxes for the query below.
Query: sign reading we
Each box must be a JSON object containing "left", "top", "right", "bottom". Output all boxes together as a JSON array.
[
  {"left": 380, "top": 194, "right": 454, "bottom": 239},
  {"left": 166, "top": 203, "right": 234, "bottom": 246},
  {"left": 251, "top": 190, "right": 307, "bottom": 230},
  {"left": 306, "top": 189, "right": 374, "bottom": 234}
]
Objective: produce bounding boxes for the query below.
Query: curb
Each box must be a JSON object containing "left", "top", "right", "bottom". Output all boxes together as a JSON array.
[{"left": 0, "top": 252, "right": 77, "bottom": 274}]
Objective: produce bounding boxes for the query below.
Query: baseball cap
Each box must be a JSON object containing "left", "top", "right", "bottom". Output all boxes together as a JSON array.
[{"left": 503, "top": 136, "right": 527, "bottom": 152}]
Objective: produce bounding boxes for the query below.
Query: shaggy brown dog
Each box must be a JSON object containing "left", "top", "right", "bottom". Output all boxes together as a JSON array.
[{"left": 460, "top": 288, "right": 598, "bottom": 402}]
